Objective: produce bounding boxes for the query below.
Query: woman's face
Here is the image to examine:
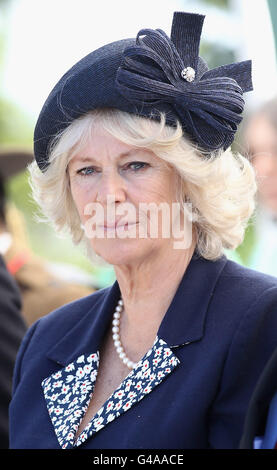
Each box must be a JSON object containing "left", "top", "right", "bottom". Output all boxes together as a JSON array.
[
  {"left": 68, "top": 124, "right": 191, "bottom": 265},
  {"left": 246, "top": 113, "right": 277, "bottom": 214}
]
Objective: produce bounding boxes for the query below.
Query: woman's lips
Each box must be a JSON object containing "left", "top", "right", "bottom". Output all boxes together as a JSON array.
[{"left": 97, "top": 222, "right": 138, "bottom": 231}]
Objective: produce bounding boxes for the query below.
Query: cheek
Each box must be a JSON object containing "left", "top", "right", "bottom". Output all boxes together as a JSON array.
[
  {"left": 144, "top": 176, "right": 178, "bottom": 204},
  {"left": 131, "top": 170, "right": 177, "bottom": 204}
]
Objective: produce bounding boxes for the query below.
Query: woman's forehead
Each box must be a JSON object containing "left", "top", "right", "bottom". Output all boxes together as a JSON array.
[{"left": 70, "top": 135, "right": 162, "bottom": 165}]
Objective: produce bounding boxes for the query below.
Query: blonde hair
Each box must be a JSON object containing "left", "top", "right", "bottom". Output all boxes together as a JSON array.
[{"left": 29, "top": 108, "right": 257, "bottom": 260}]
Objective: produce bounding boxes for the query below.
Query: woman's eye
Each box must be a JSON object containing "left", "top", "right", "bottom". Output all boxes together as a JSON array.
[
  {"left": 126, "top": 162, "right": 149, "bottom": 172},
  {"left": 77, "top": 167, "right": 97, "bottom": 176}
]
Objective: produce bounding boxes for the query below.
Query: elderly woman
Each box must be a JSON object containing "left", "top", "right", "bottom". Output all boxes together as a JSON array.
[{"left": 9, "top": 12, "right": 277, "bottom": 449}]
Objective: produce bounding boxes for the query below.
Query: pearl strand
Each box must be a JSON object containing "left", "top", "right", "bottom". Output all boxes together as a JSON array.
[{"left": 112, "top": 298, "right": 137, "bottom": 369}]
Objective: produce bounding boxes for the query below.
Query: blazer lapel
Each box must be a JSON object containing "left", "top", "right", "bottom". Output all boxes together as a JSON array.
[
  {"left": 42, "top": 336, "right": 179, "bottom": 449},
  {"left": 158, "top": 251, "right": 228, "bottom": 346},
  {"left": 42, "top": 352, "right": 100, "bottom": 449}
]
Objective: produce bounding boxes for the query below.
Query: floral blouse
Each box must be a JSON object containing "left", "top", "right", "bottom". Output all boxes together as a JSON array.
[{"left": 42, "top": 336, "right": 180, "bottom": 449}]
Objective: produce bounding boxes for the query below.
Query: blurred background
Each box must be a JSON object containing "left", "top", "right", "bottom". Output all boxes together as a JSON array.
[{"left": 1, "top": 0, "right": 277, "bottom": 291}]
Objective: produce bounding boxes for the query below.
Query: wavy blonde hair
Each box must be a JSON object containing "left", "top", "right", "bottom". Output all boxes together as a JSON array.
[{"left": 29, "top": 108, "right": 257, "bottom": 260}]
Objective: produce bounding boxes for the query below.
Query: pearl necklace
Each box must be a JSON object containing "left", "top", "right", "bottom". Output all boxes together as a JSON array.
[{"left": 112, "top": 298, "right": 137, "bottom": 369}]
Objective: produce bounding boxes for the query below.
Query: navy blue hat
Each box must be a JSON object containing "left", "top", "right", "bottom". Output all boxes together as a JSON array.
[{"left": 34, "top": 11, "right": 253, "bottom": 171}]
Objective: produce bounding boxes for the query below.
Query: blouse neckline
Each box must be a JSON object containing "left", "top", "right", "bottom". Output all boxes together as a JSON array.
[{"left": 42, "top": 336, "right": 180, "bottom": 449}]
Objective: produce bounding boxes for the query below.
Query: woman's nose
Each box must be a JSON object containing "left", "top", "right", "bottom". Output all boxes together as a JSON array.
[{"left": 96, "top": 170, "right": 127, "bottom": 204}]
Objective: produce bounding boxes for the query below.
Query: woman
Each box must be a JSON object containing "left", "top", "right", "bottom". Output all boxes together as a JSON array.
[
  {"left": 238, "top": 97, "right": 277, "bottom": 274},
  {"left": 9, "top": 11, "right": 277, "bottom": 449}
]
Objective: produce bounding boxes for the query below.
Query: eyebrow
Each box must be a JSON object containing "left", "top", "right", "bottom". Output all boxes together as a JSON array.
[{"left": 72, "top": 149, "right": 149, "bottom": 165}]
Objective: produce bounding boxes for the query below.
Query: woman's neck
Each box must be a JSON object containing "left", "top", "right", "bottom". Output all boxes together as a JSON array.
[{"left": 113, "top": 236, "right": 197, "bottom": 346}]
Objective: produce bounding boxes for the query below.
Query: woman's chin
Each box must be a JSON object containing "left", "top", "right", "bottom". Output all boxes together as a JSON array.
[{"left": 90, "top": 237, "right": 154, "bottom": 266}]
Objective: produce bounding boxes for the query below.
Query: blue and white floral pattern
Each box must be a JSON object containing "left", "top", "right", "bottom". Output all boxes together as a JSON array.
[{"left": 42, "top": 337, "right": 180, "bottom": 449}]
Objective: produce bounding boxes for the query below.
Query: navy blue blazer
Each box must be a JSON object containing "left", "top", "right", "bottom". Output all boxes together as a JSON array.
[{"left": 9, "top": 252, "right": 277, "bottom": 449}]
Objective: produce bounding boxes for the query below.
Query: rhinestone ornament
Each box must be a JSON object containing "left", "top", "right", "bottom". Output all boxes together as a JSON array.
[
  {"left": 181, "top": 67, "right": 195, "bottom": 82},
  {"left": 112, "top": 298, "right": 137, "bottom": 369}
]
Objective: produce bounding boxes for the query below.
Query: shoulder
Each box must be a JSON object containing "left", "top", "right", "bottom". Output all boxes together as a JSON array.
[
  {"left": 221, "top": 255, "right": 277, "bottom": 286},
  {"left": 212, "top": 258, "right": 277, "bottom": 382},
  {"left": 206, "top": 257, "right": 277, "bottom": 360},
  {"left": 217, "top": 257, "right": 277, "bottom": 305}
]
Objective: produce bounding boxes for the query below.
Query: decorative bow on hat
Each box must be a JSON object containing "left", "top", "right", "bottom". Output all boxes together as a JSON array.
[{"left": 116, "top": 12, "right": 253, "bottom": 152}]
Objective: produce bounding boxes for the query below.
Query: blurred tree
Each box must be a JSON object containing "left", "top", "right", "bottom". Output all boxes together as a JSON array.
[
  {"left": 0, "top": 98, "right": 33, "bottom": 145},
  {"left": 189, "top": 0, "right": 236, "bottom": 68},
  {"left": 0, "top": 0, "right": 11, "bottom": 7},
  {"left": 198, "top": 0, "right": 230, "bottom": 9},
  {"left": 200, "top": 41, "right": 235, "bottom": 69}
]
